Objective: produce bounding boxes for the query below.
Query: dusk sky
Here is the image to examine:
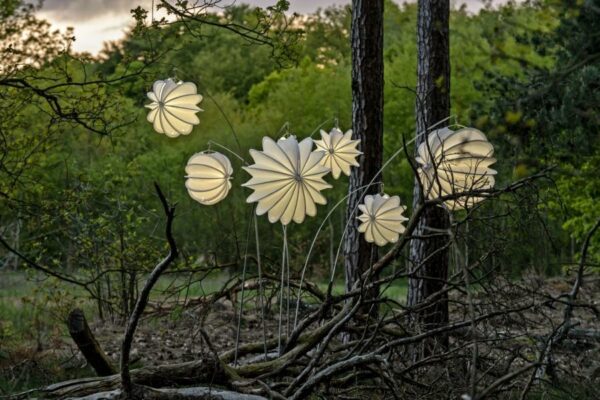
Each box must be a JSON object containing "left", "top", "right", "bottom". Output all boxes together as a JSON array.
[{"left": 37, "top": 0, "right": 510, "bottom": 54}]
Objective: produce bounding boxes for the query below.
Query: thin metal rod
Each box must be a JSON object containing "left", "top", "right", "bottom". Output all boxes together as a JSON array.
[
  {"left": 233, "top": 207, "right": 254, "bottom": 366},
  {"left": 253, "top": 213, "right": 268, "bottom": 359},
  {"left": 207, "top": 140, "right": 247, "bottom": 164},
  {"left": 278, "top": 224, "right": 288, "bottom": 355},
  {"left": 292, "top": 182, "right": 381, "bottom": 328}
]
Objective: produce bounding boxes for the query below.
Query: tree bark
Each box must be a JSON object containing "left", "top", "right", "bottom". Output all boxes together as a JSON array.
[
  {"left": 407, "top": 0, "right": 451, "bottom": 349},
  {"left": 344, "top": 0, "right": 384, "bottom": 301}
]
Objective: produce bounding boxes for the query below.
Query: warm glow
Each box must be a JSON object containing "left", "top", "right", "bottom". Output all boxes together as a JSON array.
[
  {"left": 416, "top": 127, "right": 497, "bottom": 210},
  {"left": 146, "top": 79, "right": 204, "bottom": 138},
  {"left": 243, "top": 136, "right": 332, "bottom": 225},
  {"left": 185, "top": 151, "right": 233, "bottom": 205},
  {"left": 314, "top": 127, "right": 362, "bottom": 179},
  {"left": 357, "top": 194, "right": 408, "bottom": 246}
]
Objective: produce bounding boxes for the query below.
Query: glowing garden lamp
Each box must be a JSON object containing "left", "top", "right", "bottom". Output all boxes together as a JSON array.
[
  {"left": 146, "top": 78, "right": 203, "bottom": 138},
  {"left": 242, "top": 136, "right": 332, "bottom": 225},
  {"left": 185, "top": 152, "right": 233, "bottom": 205},
  {"left": 314, "top": 127, "right": 362, "bottom": 179},
  {"left": 357, "top": 194, "right": 408, "bottom": 246},
  {"left": 416, "top": 127, "right": 497, "bottom": 209}
]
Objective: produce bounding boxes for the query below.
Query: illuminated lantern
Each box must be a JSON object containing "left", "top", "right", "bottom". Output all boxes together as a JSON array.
[
  {"left": 145, "top": 78, "right": 203, "bottom": 138},
  {"left": 416, "top": 127, "right": 496, "bottom": 209},
  {"left": 314, "top": 128, "right": 362, "bottom": 179},
  {"left": 243, "top": 136, "right": 332, "bottom": 225},
  {"left": 357, "top": 194, "right": 408, "bottom": 246},
  {"left": 185, "top": 152, "right": 233, "bottom": 205}
]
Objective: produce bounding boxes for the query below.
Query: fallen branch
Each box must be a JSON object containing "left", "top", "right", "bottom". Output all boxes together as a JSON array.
[
  {"left": 67, "top": 309, "right": 117, "bottom": 377},
  {"left": 65, "top": 387, "right": 267, "bottom": 400},
  {"left": 17, "top": 356, "right": 231, "bottom": 399}
]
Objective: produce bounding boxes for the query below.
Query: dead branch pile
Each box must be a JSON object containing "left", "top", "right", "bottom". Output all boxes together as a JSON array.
[{"left": 6, "top": 179, "right": 600, "bottom": 400}]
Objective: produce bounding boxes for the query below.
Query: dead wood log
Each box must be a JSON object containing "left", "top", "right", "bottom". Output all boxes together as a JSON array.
[
  {"left": 26, "top": 355, "right": 232, "bottom": 399},
  {"left": 24, "top": 300, "right": 356, "bottom": 399},
  {"left": 60, "top": 387, "right": 268, "bottom": 400},
  {"left": 67, "top": 308, "right": 117, "bottom": 377}
]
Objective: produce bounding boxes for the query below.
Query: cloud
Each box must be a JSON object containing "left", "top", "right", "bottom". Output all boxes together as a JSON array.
[
  {"left": 40, "top": 0, "right": 151, "bottom": 22},
  {"left": 39, "top": 0, "right": 504, "bottom": 23},
  {"left": 36, "top": 0, "right": 514, "bottom": 53},
  {"left": 241, "top": 0, "right": 350, "bottom": 14},
  {"left": 38, "top": 0, "right": 358, "bottom": 22}
]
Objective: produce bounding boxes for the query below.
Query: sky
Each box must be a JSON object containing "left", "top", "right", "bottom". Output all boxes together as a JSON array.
[{"left": 37, "top": 0, "right": 508, "bottom": 54}]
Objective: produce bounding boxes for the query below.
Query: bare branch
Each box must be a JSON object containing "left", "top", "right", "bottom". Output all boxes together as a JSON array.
[{"left": 120, "top": 183, "right": 178, "bottom": 397}]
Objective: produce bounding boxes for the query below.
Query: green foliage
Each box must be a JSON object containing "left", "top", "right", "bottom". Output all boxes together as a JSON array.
[
  {"left": 248, "top": 56, "right": 351, "bottom": 133},
  {"left": 1, "top": 2, "right": 599, "bottom": 393},
  {"left": 1, "top": 0, "right": 598, "bottom": 312},
  {"left": 476, "top": 0, "right": 600, "bottom": 268},
  {"left": 545, "top": 153, "right": 600, "bottom": 269}
]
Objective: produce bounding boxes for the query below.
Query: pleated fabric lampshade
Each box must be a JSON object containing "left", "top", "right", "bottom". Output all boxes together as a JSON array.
[
  {"left": 146, "top": 79, "right": 203, "bottom": 138},
  {"left": 357, "top": 194, "right": 408, "bottom": 246},
  {"left": 416, "top": 127, "right": 496, "bottom": 209},
  {"left": 314, "top": 128, "right": 362, "bottom": 179},
  {"left": 185, "top": 151, "right": 233, "bottom": 206},
  {"left": 242, "top": 136, "right": 332, "bottom": 225}
]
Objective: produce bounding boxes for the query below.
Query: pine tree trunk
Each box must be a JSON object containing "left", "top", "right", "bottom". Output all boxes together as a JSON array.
[
  {"left": 344, "top": 0, "right": 384, "bottom": 300},
  {"left": 407, "top": 0, "right": 451, "bottom": 349}
]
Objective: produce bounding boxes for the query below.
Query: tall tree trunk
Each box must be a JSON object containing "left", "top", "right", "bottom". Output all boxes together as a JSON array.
[
  {"left": 344, "top": 0, "right": 384, "bottom": 300},
  {"left": 407, "top": 0, "right": 451, "bottom": 349}
]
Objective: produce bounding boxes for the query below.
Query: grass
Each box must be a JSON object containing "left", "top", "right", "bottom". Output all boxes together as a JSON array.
[
  {"left": 153, "top": 272, "right": 232, "bottom": 297},
  {"left": 154, "top": 271, "right": 408, "bottom": 305},
  {"left": 317, "top": 279, "right": 407, "bottom": 301},
  {"left": 0, "top": 272, "right": 77, "bottom": 393},
  {"left": 0, "top": 271, "right": 408, "bottom": 324},
  {"left": 381, "top": 280, "right": 408, "bottom": 301},
  {"left": 0, "top": 272, "right": 36, "bottom": 331},
  {"left": 1, "top": 270, "right": 408, "bottom": 336}
]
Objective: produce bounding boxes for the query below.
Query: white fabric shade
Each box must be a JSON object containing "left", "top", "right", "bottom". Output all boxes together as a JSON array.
[
  {"left": 146, "top": 79, "right": 203, "bottom": 138},
  {"left": 416, "top": 127, "right": 497, "bottom": 209},
  {"left": 243, "top": 136, "right": 332, "bottom": 225},
  {"left": 185, "top": 151, "right": 233, "bottom": 205},
  {"left": 357, "top": 194, "right": 408, "bottom": 246},
  {"left": 314, "top": 128, "right": 362, "bottom": 179}
]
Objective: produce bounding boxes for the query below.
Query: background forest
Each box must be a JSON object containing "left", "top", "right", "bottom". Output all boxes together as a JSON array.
[{"left": 0, "top": 0, "right": 599, "bottom": 398}]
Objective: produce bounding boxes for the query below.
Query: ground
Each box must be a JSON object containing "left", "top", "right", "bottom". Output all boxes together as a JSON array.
[{"left": 0, "top": 271, "right": 598, "bottom": 398}]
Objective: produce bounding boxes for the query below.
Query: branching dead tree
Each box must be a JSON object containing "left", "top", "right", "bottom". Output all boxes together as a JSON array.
[
  {"left": 8, "top": 172, "right": 593, "bottom": 400},
  {"left": 519, "top": 217, "right": 600, "bottom": 400},
  {"left": 120, "top": 184, "right": 178, "bottom": 398},
  {"left": 2, "top": 3, "right": 598, "bottom": 400}
]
